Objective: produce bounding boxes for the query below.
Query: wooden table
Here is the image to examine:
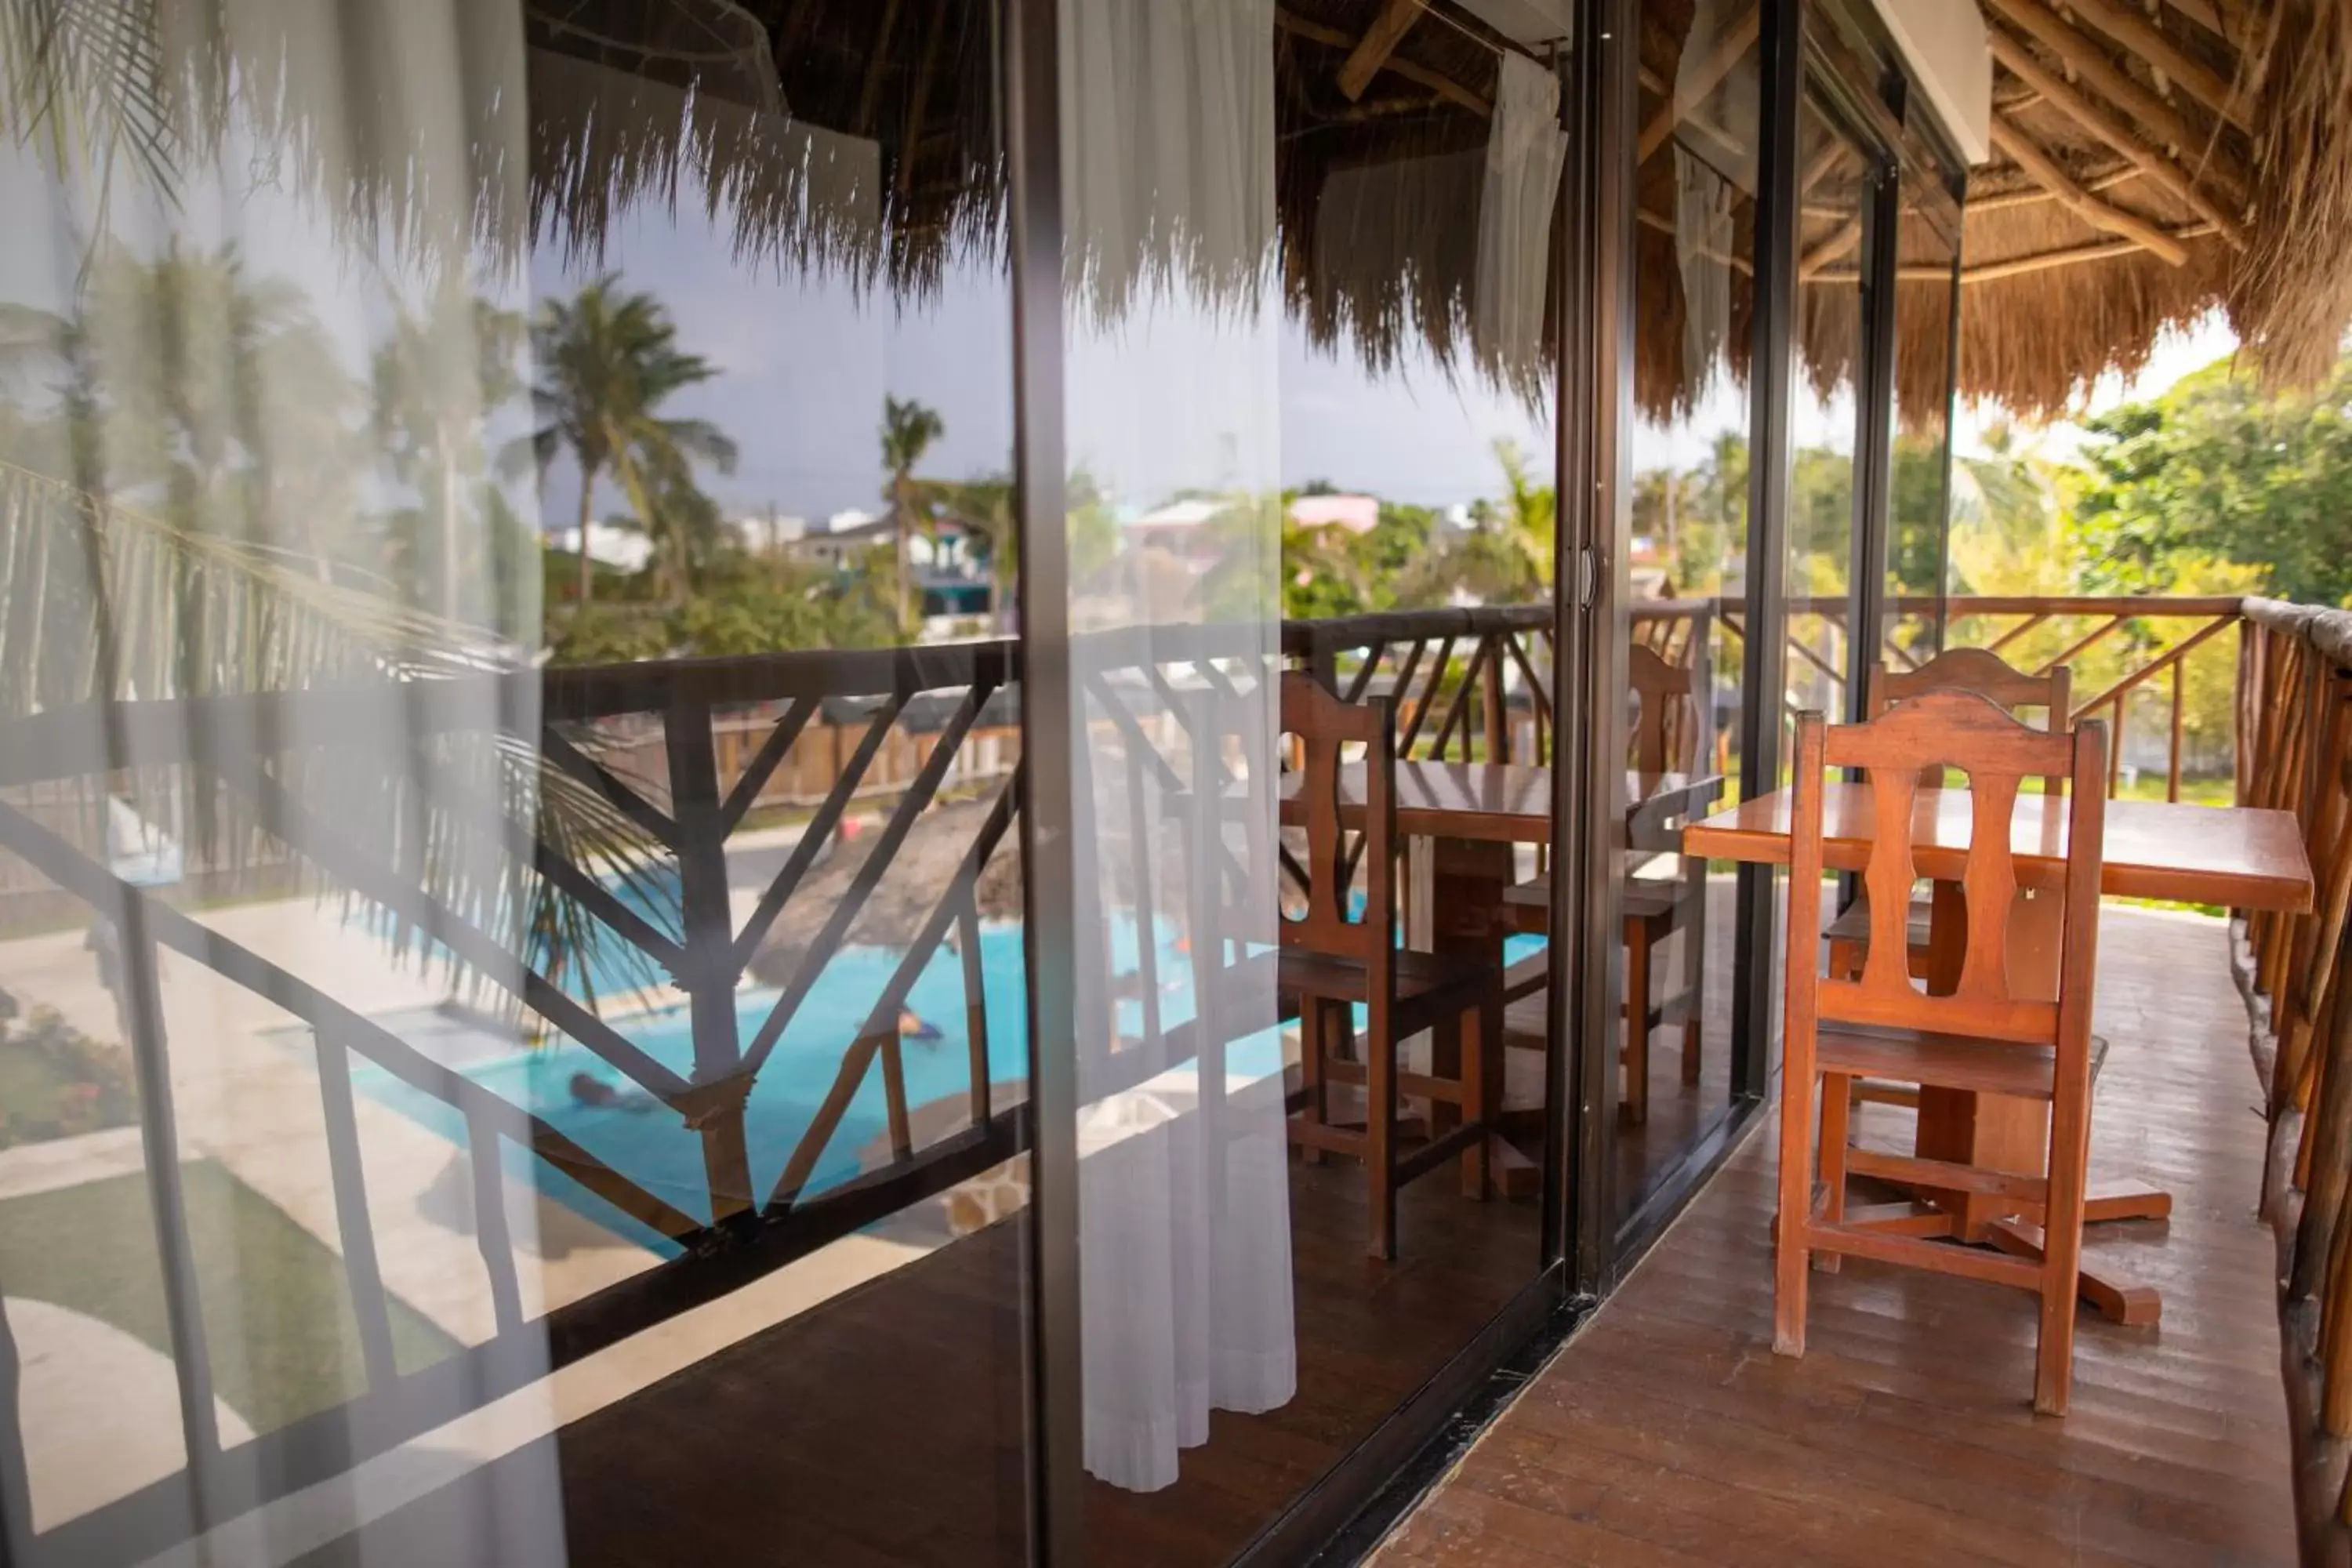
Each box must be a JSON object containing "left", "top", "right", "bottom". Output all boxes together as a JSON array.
[
  {"left": 1684, "top": 783, "right": 2314, "bottom": 1323},
  {"left": 1276, "top": 763, "right": 1723, "bottom": 1190}
]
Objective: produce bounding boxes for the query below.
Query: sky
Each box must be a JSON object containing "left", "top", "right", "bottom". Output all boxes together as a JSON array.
[{"left": 0, "top": 113, "right": 2243, "bottom": 535}]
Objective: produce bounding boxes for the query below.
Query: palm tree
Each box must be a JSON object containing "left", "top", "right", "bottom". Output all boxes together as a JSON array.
[
  {"left": 936, "top": 474, "right": 1014, "bottom": 629},
  {"left": 880, "top": 396, "right": 944, "bottom": 634},
  {"left": 518, "top": 276, "right": 737, "bottom": 608},
  {"left": 371, "top": 284, "right": 526, "bottom": 621},
  {"left": 1442, "top": 439, "right": 1556, "bottom": 604}
]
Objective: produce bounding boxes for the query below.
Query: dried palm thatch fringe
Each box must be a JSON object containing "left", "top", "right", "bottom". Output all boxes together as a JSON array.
[
  {"left": 2228, "top": 0, "right": 2352, "bottom": 390},
  {"left": 15, "top": 0, "right": 2352, "bottom": 422}
]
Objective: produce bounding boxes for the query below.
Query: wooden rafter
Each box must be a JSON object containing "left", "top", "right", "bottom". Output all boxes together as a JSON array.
[
  {"left": 1982, "top": 0, "right": 2227, "bottom": 173},
  {"left": 855, "top": 0, "right": 905, "bottom": 136},
  {"left": 1818, "top": 222, "right": 2220, "bottom": 285},
  {"left": 1637, "top": 5, "right": 1759, "bottom": 163},
  {"left": 1969, "top": 161, "right": 2140, "bottom": 212},
  {"left": 2042, "top": 0, "right": 2249, "bottom": 132},
  {"left": 1339, "top": 0, "right": 1425, "bottom": 103},
  {"left": 1988, "top": 114, "right": 2189, "bottom": 265},
  {"left": 1275, "top": 8, "right": 1490, "bottom": 114},
  {"left": 1988, "top": 31, "right": 2245, "bottom": 249},
  {"left": 1798, "top": 215, "right": 1863, "bottom": 281}
]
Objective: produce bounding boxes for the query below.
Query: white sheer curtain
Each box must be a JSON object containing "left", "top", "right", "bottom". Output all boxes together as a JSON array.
[
  {"left": 1060, "top": 0, "right": 1296, "bottom": 1495},
  {"left": 1474, "top": 51, "right": 1569, "bottom": 396},
  {"left": 0, "top": 2, "right": 552, "bottom": 1559}
]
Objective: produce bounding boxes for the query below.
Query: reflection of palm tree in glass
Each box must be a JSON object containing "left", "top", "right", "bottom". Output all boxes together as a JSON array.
[
  {"left": 881, "top": 396, "right": 943, "bottom": 635},
  {"left": 518, "top": 276, "right": 736, "bottom": 608},
  {"left": 371, "top": 285, "right": 525, "bottom": 621}
]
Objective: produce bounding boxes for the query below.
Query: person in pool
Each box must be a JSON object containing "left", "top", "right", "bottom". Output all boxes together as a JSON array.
[
  {"left": 898, "top": 1007, "right": 943, "bottom": 1044},
  {"left": 569, "top": 1072, "right": 657, "bottom": 1112}
]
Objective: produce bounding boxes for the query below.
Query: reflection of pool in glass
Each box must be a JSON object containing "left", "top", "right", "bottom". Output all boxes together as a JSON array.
[{"left": 350, "top": 919, "right": 1547, "bottom": 1258}]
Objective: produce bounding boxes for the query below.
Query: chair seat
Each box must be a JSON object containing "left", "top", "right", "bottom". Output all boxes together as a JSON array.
[
  {"left": 1823, "top": 892, "right": 1935, "bottom": 949},
  {"left": 1503, "top": 872, "right": 1691, "bottom": 935},
  {"left": 1817, "top": 1023, "right": 2064, "bottom": 1102},
  {"left": 1268, "top": 946, "right": 1492, "bottom": 1027}
]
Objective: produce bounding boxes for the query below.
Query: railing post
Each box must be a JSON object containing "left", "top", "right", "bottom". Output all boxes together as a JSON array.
[
  {"left": 2169, "top": 660, "right": 2186, "bottom": 804},
  {"left": 1482, "top": 635, "right": 1509, "bottom": 764},
  {"left": 665, "top": 696, "right": 756, "bottom": 1226}
]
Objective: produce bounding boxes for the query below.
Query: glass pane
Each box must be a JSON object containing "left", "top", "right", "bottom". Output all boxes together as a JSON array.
[
  {"left": 1622, "top": 0, "right": 1760, "bottom": 1219},
  {"left": 1889, "top": 154, "right": 1960, "bottom": 666},
  {"left": 1785, "top": 90, "right": 1871, "bottom": 752},
  {"left": 1062, "top": 0, "right": 1567, "bottom": 1552},
  {"left": 0, "top": 4, "right": 1029, "bottom": 1564}
]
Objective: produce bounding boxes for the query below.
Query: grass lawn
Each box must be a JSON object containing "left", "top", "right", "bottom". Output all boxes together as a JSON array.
[{"left": 0, "top": 1160, "right": 461, "bottom": 1434}]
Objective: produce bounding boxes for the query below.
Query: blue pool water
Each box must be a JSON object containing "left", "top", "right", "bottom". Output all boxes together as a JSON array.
[{"left": 351, "top": 909, "right": 1546, "bottom": 1256}]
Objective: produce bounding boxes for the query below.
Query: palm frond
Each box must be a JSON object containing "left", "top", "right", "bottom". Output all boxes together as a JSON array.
[{"left": 0, "top": 456, "right": 666, "bottom": 1016}]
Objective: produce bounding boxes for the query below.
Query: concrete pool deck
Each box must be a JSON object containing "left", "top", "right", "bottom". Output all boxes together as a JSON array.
[{"left": 0, "top": 812, "right": 1009, "bottom": 1552}]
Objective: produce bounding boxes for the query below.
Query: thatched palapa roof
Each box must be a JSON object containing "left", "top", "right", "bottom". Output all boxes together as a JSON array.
[{"left": 50, "top": 1, "right": 2352, "bottom": 423}]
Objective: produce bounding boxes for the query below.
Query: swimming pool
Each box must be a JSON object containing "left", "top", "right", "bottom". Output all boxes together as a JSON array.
[{"left": 350, "top": 916, "right": 1545, "bottom": 1255}]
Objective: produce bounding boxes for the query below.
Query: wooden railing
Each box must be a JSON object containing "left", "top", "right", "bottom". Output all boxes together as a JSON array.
[
  {"left": 1628, "top": 593, "right": 2245, "bottom": 801},
  {"left": 0, "top": 640, "right": 1034, "bottom": 1563},
  {"left": 0, "top": 591, "right": 2275, "bottom": 1562},
  {"left": 2234, "top": 597, "right": 2352, "bottom": 1566}
]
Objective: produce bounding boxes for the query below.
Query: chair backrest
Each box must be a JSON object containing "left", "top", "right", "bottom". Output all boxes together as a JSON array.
[
  {"left": 1279, "top": 670, "right": 1394, "bottom": 974},
  {"left": 1629, "top": 642, "right": 1701, "bottom": 775},
  {"left": 1786, "top": 691, "right": 2106, "bottom": 1052},
  {"left": 1867, "top": 647, "right": 2071, "bottom": 792}
]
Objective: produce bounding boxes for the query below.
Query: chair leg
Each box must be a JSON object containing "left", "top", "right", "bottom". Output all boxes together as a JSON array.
[
  {"left": 1827, "top": 936, "right": 1863, "bottom": 981},
  {"left": 1682, "top": 862, "right": 1707, "bottom": 1083},
  {"left": 1367, "top": 1008, "right": 1397, "bottom": 1261},
  {"left": 2035, "top": 1076, "right": 2093, "bottom": 1416},
  {"left": 1298, "top": 1000, "right": 1327, "bottom": 1165},
  {"left": 1815, "top": 1072, "right": 1851, "bottom": 1274},
  {"left": 1623, "top": 920, "right": 1650, "bottom": 1125},
  {"left": 1773, "top": 1064, "right": 1816, "bottom": 1359},
  {"left": 1458, "top": 1000, "right": 1492, "bottom": 1200}
]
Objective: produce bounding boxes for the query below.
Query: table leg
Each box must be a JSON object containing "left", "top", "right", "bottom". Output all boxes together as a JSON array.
[
  {"left": 1428, "top": 837, "right": 1532, "bottom": 1197},
  {"left": 1902, "top": 884, "right": 2168, "bottom": 1324}
]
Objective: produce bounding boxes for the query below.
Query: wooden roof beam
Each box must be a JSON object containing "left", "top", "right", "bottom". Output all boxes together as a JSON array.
[
  {"left": 1981, "top": 0, "right": 2232, "bottom": 173},
  {"left": 1988, "top": 114, "right": 2189, "bottom": 264},
  {"left": 1276, "top": 9, "right": 1490, "bottom": 114},
  {"left": 1339, "top": 0, "right": 1425, "bottom": 103},
  {"left": 1969, "top": 160, "right": 2140, "bottom": 212},
  {"left": 1798, "top": 215, "right": 1863, "bottom": 281},
  {"left": 2042, "top": 0, "right": 2249, "bottom": 132},
  {"left": 1956, "top": 222, "right": 2217, "bottom": 283},
  {"left": 1988, "top": 31, "right": 2245, "bottom": 249},
  {"left": 1638, "top": 5, "right": 1759, "bottom": 163}
]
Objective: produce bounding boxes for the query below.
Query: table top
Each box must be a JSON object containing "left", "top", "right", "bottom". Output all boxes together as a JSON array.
[
  {"left": 1682, "top": 783, "right": 2313, "bottom": 913},
  {"left": 1276, "top": 763, "right": 1722, "bottom": 846}
]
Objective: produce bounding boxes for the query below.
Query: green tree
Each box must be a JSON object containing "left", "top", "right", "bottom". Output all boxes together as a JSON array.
[
  {"left": 880, "top": 395, "right": 945, "bottom": 633},
  {"left": 371, "top": 285, "right": 525, "bottom": 620},
  {"left": 2072, "top": 354, "right": 2352, "bottom": 606},
  {"left": 518, "top": 276, "right": 736, "bottom": 608}
]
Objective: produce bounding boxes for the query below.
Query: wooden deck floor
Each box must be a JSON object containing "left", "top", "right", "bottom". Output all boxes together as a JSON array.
[{"left": 1377, "top": 906, "right": 2299, "bottom": 1568}]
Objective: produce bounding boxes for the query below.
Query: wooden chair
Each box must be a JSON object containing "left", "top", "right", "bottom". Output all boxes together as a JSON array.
[
  {"left": 1498, "top": 777, "right": 1715, "bottom": 1123},
  {"left": 1273, "top": 672, "right": 1502, "bottom": 1260},
  {"left": 1777, "top": 693, "right": 2107, "bottom": 1416},
  {"left": 1825, "top": 648, "right": 2072, "bottom": 982}
]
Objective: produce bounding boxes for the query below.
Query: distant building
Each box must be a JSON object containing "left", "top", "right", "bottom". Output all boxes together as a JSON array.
[
  {"left": 1125, "top": 498, "right": 1225, "bottom": 563},
  {"left": 548, "top": 522, "right": 650, "bottom": 572},
  {"left": 729, "top": 511, "right": 807, "bottom": 554},
  {"left": 1287, "top": 493, "right": 1379, "bottom": 535}
]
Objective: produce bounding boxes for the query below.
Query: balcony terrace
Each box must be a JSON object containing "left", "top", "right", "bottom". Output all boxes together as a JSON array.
[{"left": 0, "top": 590, "right": 2340, "bottom": 1564}]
